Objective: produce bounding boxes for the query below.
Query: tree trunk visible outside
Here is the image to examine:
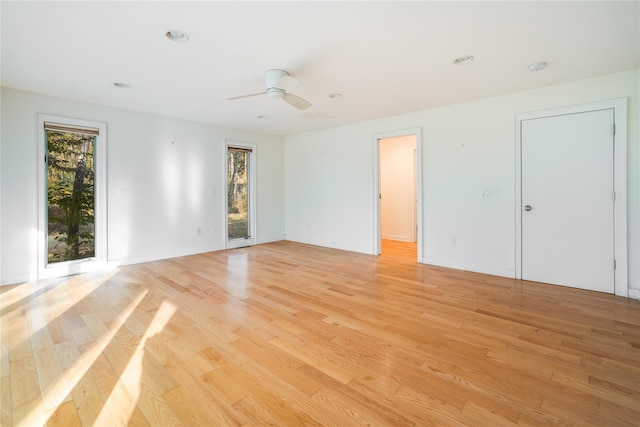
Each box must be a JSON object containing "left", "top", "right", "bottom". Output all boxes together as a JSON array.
[
  {"left": 228, "top": 152, "right": 239, "bottom": 208},
  {"left": 66, "top": 140, "right": 89, "bottom": 259}
]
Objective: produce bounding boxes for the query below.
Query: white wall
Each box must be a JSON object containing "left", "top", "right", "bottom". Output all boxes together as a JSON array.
[
  {"left": 285, "top": 125, "right": 376, "bottom": 254},
  {"left": 285, "top": 70, "right": 640, "bottom": 294},
  {"left": 380, "top": 135, "right": 416, "bottom": 242},
  {"left": 3, "top": 70, "right": 638, "bottom": 295},
  {"left": 0, "top": 87, "right": 285, "bottom": 285}
]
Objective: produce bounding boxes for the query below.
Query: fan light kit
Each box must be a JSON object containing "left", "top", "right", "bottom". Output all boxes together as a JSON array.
[
  {"left": 166, "top": 29, "right": 189, "bottom": 43},
  {"left": 228, "top": 69, "right": 311, "bottom": 110}
]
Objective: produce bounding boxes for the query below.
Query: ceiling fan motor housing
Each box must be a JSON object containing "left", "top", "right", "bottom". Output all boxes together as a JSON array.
[
  {"left": 264, "top": 69, "right": 289, "bottom": 88},
  {"left": 267, "top": 87, "right": 286, "bottom": 98}
]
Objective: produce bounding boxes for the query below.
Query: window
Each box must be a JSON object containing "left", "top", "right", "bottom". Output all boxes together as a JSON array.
[
  {"left": 45, "top": 123, "right": 97, "bottom": 263},
  {"left": 37, "top": 115, "right": 107, "bottom": 278},
  {"left": 225, "top": 141, "right": 256, "bottom": 248}
]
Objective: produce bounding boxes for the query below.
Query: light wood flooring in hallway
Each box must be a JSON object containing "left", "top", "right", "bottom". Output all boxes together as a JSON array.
[
  {"left": 1, "top": 241, "right": 639, "bottom": 426},
  {"left": 381, "top": 239, "right": 417, "bottom": 261}
]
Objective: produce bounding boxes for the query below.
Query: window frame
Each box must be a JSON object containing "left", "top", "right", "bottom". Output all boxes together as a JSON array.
[
  {"left": 224, "top": 140, "right": 257, "bottom": 249},
  {"left": 36, "top": 114, "right": 108, "bottom": 278}
]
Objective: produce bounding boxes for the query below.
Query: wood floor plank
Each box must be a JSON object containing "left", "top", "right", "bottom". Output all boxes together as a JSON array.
[
  {"left": 31, "top": 328, "right": 69, "bottom": 411},
  {"left": 237, "top": 361, "right": 348, "bottom": 426},
  {"left": 162, "top": 385, "right": 218, "bottom": 426},
  {"left": 165, "top": 361, "right": 248, "bottom": 426},
  {"left": 128, "top": 380, "right": 182, "bottom": 427},
  {"left": 230, "top": 335, "right": 318, "bottom": 396},
  {"left": 232, "top": 395, "right": 282, "bottom": 426},
  {"left": 0, "top": 306, "right": 11, "bottom": 379},
  {"left": 87, "top": 352, "right": 149, "bottom": 426},
  {"left": 46, "top": 400, "right": 81, "bottom": 427},
  {"left": 7, "top": 308, "right": 35, "bottom": 363},
  {"left": 10, "top": 357, "right": 40, "bottom": 410},
  {"left": 11, "top": 397, "right": 46, "bottom": 427},
  {"left": 0, "top": 374, "right": 12, "bottom": 426},
  {"left": 68, "top": 369, "right": 117, "bottom": 427},
  {"left": 1, "top": 241, "right": 639, "bottom": 426}
]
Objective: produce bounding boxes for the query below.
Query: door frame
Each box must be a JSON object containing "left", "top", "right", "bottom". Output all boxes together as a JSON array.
[
  {"left": 373, "top": 128, "right": 423, "bottom": 262},
  {"left": 515, "top": 99, "right": 627, "bottom": 296},
  {"left": 224, "top": 139, "right": 257, "bottom": 249}
]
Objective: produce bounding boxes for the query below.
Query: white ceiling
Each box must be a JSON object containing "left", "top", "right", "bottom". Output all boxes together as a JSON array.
[{"left": 2, "top": 1, "right": 639, "bottom": 136}]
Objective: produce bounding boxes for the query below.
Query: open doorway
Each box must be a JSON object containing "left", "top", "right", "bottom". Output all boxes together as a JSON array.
[{"left": 373, "top": 128, "right": 422, "bottom": 262}]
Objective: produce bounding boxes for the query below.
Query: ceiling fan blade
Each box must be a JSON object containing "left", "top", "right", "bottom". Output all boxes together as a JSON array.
[
  {"left": 227, "top": 91, "right": 266, "bottom": 101},
  {"left": 275, "top": 75, "right": 300, "bottom": 91},
  {"left": 282, "top": 93, "right": 311, "bottom": 110}
]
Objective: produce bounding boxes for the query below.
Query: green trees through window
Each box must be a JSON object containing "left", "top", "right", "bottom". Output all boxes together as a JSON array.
[
  {"left": 227, "top": 148, "right": 250, "bottom": 240},
  {"left": 46, "top": 129, "right": 96, "bottom": 263}
]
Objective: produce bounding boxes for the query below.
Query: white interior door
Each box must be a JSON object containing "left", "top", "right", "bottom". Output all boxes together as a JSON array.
[{"left": 521, "top": 109, "right": 615, "bottom": 293}]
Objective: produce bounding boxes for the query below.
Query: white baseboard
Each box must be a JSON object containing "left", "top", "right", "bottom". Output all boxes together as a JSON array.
[
  {"left": 284, "top": 235, "right": 375, "bottom": 255},
  {"left": 421, "top": 257, "right": 515, "bottom": 279},
  {"left": 108, "top": 243, "right": 225, "bottom": 268},
  {"left": 628, "top": 288, "right": 640, "bottom": 300},
  {"left": 0, "top": 272, "right": 35, "bottom": 286},
  {"left": 257, "top": 235, "right": 285, "bottom": 245}
]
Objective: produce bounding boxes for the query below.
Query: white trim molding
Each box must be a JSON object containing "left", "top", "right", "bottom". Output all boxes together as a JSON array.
[
  {"left": 515, "top": 99, "right": 628, "bottom": 297},
  {"left": 372, "top": 127, "right": 423, "bottom": 263},
  {"left": 36, "top": 114, "right": 108, "bottom": 279},
  {"left": 224, "top": 139, "right": 257, "bottom": 249}
]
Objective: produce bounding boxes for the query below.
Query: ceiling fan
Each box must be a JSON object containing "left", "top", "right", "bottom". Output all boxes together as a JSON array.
[{"left": 228, "top": 69, "right": 311, "bottom": 110}]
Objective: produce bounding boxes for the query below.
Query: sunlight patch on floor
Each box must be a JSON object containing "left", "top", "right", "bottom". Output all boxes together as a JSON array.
[
  {"left": 18, "top": 284, "right": 147, "bottom": 426},
  {"left": 94, "top": 300, "right": 176, "bottom": 425}
]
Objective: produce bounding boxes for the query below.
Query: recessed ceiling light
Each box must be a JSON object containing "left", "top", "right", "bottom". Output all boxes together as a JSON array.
[
  {"left": 528, "top": 61, "right": 547, "bottom": 72},
  {"left": 329, "top": 93, "right": 343, "bottom": 99},
  {"left": 453, "top": 55, "right": 474, "bottom": 65},
  {"left": 113, "top": 82, "right": 131, "bottom": 88},
  {"left": 166, "top": 29, "right": 189, "bottom": 43}
]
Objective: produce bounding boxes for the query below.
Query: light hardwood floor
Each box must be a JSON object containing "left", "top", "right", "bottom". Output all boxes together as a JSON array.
[
  {"left": 381, "top": 239, "right": 417, "bottom": 261},
  {"left": 1, "top": 241, "right": 639, "bottom": 426}
]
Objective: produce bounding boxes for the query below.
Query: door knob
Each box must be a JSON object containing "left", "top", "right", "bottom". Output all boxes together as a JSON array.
[{"left": 524, "top": 205, "right": 532, "bottom": 211}]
